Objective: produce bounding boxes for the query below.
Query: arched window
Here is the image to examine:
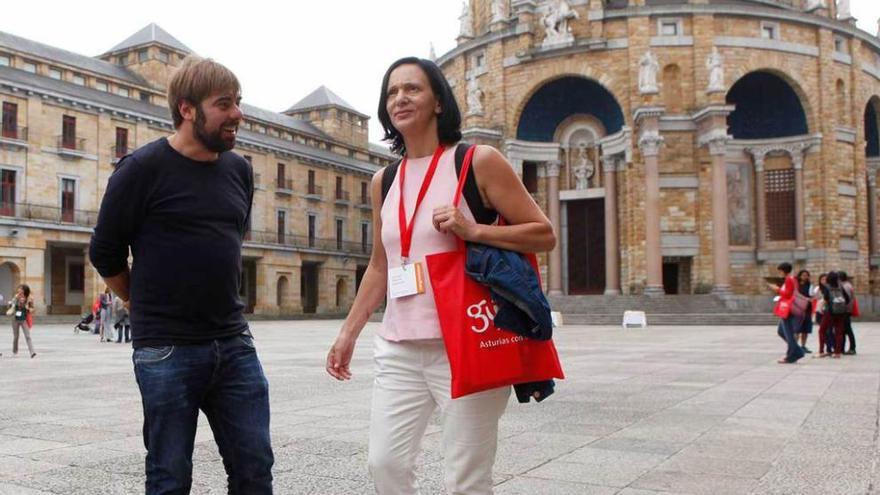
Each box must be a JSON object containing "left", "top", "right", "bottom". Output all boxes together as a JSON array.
[
  {"left": 836, "top": 79, "right": 848, "bottom": 125},
  {"left": 726, "top": 71, "right": 808, "bottom": 139}
]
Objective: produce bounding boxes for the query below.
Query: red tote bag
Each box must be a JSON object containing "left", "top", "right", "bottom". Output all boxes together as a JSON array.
[{"left": 425, "top": 147, "right": 564, "bottom": 399}]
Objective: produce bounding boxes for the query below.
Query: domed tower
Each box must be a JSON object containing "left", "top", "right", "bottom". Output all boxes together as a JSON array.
[{"left": 439, "top": 0, "right": 880, "bottom": 301}]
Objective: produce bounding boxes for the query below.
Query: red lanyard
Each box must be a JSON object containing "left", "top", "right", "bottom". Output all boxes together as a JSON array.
[{"left": 398, "top": 145, "right": 445, "bottom": 262}]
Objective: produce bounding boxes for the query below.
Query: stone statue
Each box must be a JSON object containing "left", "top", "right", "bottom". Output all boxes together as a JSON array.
[
  {"left": 638, "top": 51, "right": 659, "bottom": 94},
  {"left": 429, "top": 43, "right": 437, "bottom": 61},
  {"left": 466, "top": 76, "right": 484, "bottom": 115},
  {"left": 804, "top": 0, "right": 826, "bottom": 11},
  {"left": 837, "top": 0, "right": 851, "bottom": 19},
  {"left": 459, "top": 1, "right": 474, "bottom": 39},
  {"left": 491, "top": 0, "right": 507, "bottom": 23},
  {"left": 706, "top": 47, "right": 725, "bottom": 93},
  {"left": 541, "top": 0, "right": 579, "bottom": 48},
  {"left": 876, "top": 17, "right": 880, "bottom": 37},
  {"left": 572, "top": 143, "right": 595, "bottom": 190}
]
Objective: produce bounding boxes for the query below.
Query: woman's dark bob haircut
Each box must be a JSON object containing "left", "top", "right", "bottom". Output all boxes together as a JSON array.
[
  {"left": 777, "top": 262, "right": 792, "bottom": 274},
  {"left": 378, "top": 57, "right": 462, "bottom": 155}
]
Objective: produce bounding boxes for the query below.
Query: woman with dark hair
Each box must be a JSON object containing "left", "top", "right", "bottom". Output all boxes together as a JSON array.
[
  {"left": 326, "top": 56, "right": 555, "bottom": 494},
  {"left": 838, "top": 271, "right": 857, "bottom": 355},
  {"left": 820, "top": 271, "right": 849, "bottom": 359},
  {"left": 813, "top": 273, "right": 833, "bottom": 356},
  {"left": 795, "top": 269, "right": 812, "bottom": 353},
  {"left": 9, "top": 284, "right": 35, "bottom": 358},
  {"left": 768, "top": 262, "right": 804, "bottom": 364}
]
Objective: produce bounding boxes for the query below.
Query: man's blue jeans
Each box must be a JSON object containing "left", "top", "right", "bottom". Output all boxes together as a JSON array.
[{"left": 133, "top": 333, "right": 274, "bottom": 494}]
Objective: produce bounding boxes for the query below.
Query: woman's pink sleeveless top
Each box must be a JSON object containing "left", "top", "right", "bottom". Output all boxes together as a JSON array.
[{"left": 379, "top": 145, "right": 474, "bottom": 341}]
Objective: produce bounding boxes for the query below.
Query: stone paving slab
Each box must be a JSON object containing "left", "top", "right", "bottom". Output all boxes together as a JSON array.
[{"left": 0, "top": 321, "right": 879, "bottom": 494}]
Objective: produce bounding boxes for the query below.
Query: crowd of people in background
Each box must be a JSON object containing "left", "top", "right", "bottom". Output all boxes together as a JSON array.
[
  {"left": 771, "top": 262, "right": 859, "bottom": 364},
  {"left": 74, "top": 285, "right": 130, "bottom": 344}
]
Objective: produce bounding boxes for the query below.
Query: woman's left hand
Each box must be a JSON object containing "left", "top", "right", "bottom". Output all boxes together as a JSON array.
[{"left": 432, "top": 205, "right": 479, "bottom": 240}]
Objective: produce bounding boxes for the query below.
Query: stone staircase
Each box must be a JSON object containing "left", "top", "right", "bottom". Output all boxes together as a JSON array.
[{"left": 547, "top": 294, "right": 779, "bottom": 326}]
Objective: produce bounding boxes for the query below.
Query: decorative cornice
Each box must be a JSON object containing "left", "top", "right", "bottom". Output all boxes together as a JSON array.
[
  {"left": 743, "top": 135, "right": 821, "bottom": 170},
  {"left": 633, "top": 106, "right": 666, "bottom": 124},
  {"left": 598, "top": 126, "right": 633, "bottom": 163},
  {"left": 692, "top": 105, "right": 736, "bottom": 123}
]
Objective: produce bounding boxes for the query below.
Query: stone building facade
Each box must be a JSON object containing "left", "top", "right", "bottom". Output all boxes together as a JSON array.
[
  {"left": 0, "top": 24, "right": 394, "bottom": 316},
  {"left": 440, "top": 0, "right": 880, "bottom": 298}
]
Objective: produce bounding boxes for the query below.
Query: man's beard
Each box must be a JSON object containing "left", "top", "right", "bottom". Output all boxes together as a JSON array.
[{"left": 194, "top": 106, "right": 236, "bottom": 153}]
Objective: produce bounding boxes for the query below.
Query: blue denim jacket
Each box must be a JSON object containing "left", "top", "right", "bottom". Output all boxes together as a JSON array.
[
  {"left": 465, "top": 242, "right": 556, "bottom": 403},
  {"left": 465, "top": 243, "right": 553, "bottom": 340}
]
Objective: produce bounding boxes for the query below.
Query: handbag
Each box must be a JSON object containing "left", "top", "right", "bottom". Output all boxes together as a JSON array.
[
  {"left": 5, "top": 304, "right": 12, "bottom": 316},
  {"left": 425, "top": 146, "right": 564, "bottom": 398},
  {"left": 791, "top": 292, "right": 810, "bottom": 318},
  {"left": 774, "top": 298, "right": 792, "bottom": 319}
]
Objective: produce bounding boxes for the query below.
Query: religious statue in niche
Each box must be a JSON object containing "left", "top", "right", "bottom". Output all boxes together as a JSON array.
[
  {"left": 466, "top": 76, "right": 484, "bottom": 115},
  {"left": 706, "top": 47, "right": 725, "bottom": 93},
  {"left": 491, "top": 0, "right": 507, "bottom": 23},
  {"left": 459, "top": 1, "right": 474, "bottom": 39},
  {"left": 837, "top": 0, "right": 851, "bottom": 19},
  {"left": 804, "top": 0, "right": 826, "bottom": 11},
  {"left": 638, "top": 51, "right": 659, "bottom": 94},
  {"left": 541, "top": 0, "right": 579, "bottom": 48},
  {"left": 572, "top": 142, "right": 595, "bottom": 190}
]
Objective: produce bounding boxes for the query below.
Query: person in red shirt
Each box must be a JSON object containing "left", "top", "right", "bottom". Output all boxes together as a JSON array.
[{"left": 768, "top": 262, "right": 804, "bottom": 364}]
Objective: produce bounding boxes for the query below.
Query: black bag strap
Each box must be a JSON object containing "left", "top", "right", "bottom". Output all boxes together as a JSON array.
[
  {"left": 380, "top": 159, "right": 401, "bottom": 206},
  {"left": 380, "top": 143, "right": 498, "bottom": 225}
]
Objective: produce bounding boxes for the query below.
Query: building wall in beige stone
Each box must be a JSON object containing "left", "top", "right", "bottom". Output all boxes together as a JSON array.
[
  {"left": 660, "top": 189, "right": 697, "bottom": 233},
  {"left": 446, "top": 4, "right": 880, "bottom": 295},
  {"left": 659, "top": 132, "right": 696, "bottom": 175},
  {"left": 604, "top": 20, "right": 629, "bottom": 39}
]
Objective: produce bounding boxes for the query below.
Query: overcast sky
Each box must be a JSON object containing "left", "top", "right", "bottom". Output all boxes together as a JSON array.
[{"left": 2, "top": 0, "right": 878, "bottom": 145}]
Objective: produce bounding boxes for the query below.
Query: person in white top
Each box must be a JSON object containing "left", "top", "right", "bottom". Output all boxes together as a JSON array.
[{"left": 325, "top": 56, "right": 554, "bottom": 494}]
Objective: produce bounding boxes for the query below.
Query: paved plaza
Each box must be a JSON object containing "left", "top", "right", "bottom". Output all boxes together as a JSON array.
[{"left": 0, "top": 320, "right": 878, "bottom": 494}]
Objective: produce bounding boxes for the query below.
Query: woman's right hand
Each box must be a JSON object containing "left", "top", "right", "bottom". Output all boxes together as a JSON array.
[{"left": 326, "top": 333, "right": 356, "bottom": 381}]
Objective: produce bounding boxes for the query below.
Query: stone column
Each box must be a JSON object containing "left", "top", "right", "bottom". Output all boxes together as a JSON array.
[
  {"left": 639, "top": 131, "right": 665, "bottom": 295},
  {"left": 792, "top": 151, "right": 807, "bottom": 250},
  {"left": 602, "top": 155, "right": 621, "bottom": 295},
  {"left": 546, "top": 161, "right": 563, "bottom": 296},
  {"left": 706, "top": 136, "right": 731, "bottom": 294},
  {"left": 753, "top": 154, "right": 767, "bottom": 251}
]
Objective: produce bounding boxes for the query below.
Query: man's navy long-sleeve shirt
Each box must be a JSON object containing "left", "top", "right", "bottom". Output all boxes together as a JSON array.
[{"left": 89, "top": 138, "right": 253, "bottom": 348}]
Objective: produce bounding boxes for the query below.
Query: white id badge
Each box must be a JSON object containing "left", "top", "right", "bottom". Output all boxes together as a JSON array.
[
  {"left": 14, "top": 311, "right": 22, "bottom": 318},
  {"left": 388, "top": 262, "right": 426, "bottom": 299}
]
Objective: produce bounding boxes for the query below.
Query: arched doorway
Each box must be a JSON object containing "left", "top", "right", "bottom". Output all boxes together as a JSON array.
[
  {"left": 276, "top": 276, "right": 289, "bottom": 308},
  {"left": 516, "top": 76, "right": 625, "bottom": 294},
  {"left": 864, "top": 97, "right": 880, "bottom": 260},
  {"left": 0, "top": 261, "right": 20, "bottom": 302},
  {"left": 336, "top": 278, "right": 347, "bottom": 309}
]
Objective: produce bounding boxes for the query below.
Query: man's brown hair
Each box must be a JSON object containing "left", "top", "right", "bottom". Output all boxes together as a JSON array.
[{"left": 167, "top": 55, "right": 241, "bottom": 128}]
